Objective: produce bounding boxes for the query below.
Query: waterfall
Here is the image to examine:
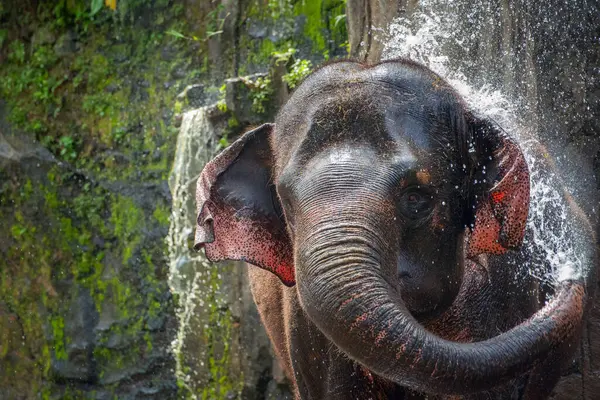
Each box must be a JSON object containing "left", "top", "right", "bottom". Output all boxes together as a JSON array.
[
  {"left": 382, "top": 1, "right": 594, "bottom": 285},
  {"left": 167, "top": 108, "right": 237, "bottom": 398}
]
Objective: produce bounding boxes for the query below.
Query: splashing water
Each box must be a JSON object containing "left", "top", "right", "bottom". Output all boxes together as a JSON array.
[{"left": 383, "top": 1, "right": 590, "bottom": 285}]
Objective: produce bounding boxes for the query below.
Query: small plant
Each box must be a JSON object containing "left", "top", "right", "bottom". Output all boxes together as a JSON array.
[
  {"left": 227, "top": 116, "right": 239, "bottom": 129},
  {"left": 218, "top": 83, "right": 227, "bottom": 98},
  {"left": 216, "top": 99, "right": 227, "bottom": 113},
  {"left": 243, "top": 76, "right": 273, "bottom": 115},
  {"left": 58, "top": 135, "right": 78, "bottom": 160},
  {"left": 206, "top": 4, "right": 226, "bottom": 39},
  {"left": 267, "top": 0, "right": 293, "bottom": 20},
  {"left": 216, "top": 135, "right": 230, "bottom": 151},
  {"left": 282, "top": 58, "right": 313, "bottom": 89},
  {"left": 272, "top": 47, "right": 296, "bottom": 65},
  {"left": 165, "top": 29, "right": 192, "bottom": 40},
  {"left": 111, "top": 126, "right": 126, "bottom": 143},
  {"left": 8, "top": 40, "right": 25, "bottom": 64},
  {"left": 334, "top": 14, "right": 346, "bottom": 28},
  {"left": 166, "top": 4, "right": 228, "bottom": 42}
]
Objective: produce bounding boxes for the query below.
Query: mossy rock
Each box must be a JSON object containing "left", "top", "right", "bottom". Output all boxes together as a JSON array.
[{"left": 0, "top": 129, "right": 177, "bottom": 398}]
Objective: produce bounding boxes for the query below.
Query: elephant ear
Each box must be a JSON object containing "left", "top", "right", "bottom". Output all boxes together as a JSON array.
[
  {"left": 194, "top": 123, "right": 295, "bottom": 286},
  {"left": 467, "top": 119, "right": 530, "bottom": 258}
]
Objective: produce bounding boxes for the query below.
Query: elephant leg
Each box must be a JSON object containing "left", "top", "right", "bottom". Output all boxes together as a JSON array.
[{"left": 248, "top": 267, "right": 296, "bottom": 392}]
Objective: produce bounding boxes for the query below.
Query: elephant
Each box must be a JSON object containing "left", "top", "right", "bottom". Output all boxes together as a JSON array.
[{"left": 194, "top": 59, "right": 598, "bottom": 399}]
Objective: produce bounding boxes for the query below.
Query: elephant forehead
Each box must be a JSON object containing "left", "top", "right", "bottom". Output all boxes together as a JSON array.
[
  {"left": 384, "top": 106, "right": 433, "bottom": 151},
  {"left": 284, "top": 97, "right": 438, "bottom": 164},
  {"left": 281, "top": 145, "right": 443, "bottom": 204},
  {"left": 276, "top": 84, "right": 457, "bottom": 169}
]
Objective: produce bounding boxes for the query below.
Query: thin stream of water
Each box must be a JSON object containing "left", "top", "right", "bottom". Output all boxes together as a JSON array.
[{"left": 167, "top": 108, "right": 220, "bottom": 396}]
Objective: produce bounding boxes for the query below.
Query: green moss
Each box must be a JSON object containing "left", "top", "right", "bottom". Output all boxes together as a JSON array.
[
  {"left": 199, "top": 265, "right": 243, "bottom": 400},
  {"left": 0, "top": 184, "right": 55, "bottom": 396},
  {"left": 1, "top": 163, "right": 173, "bottom": 395},
  {"left": 21, "top": 179, "right": 33, "bottom": 200},
  {"left": 227, "top": 116, "right": 239, "bottom": 129},
  {"left": 73, "top": 186, "right": 107, "bottom": 233},
  {"left": 110, "top": 195, "right": 144, "bottom": 263},
  {"left": 0, "top": 0, "right": 349, "bottom": 397},
  {"left": 144, "top": 331, "right": 153, "bottom": 352},
  {"left": 153, "top": 203, "right": 170, "bottom": 226},
  {"left": 0, "top": 7, "right": 190, "bottom": 183},
  {"left": 238, "top": 0, "right": 346, "bottom": 80},
  {"left": 51, "top": 316, "right": 67, "bottom": 361},
  {"left": 93, "top": 344, "right": 142, "bottom": 379},
  {"left": 173, "top": 99, "right": 184, "bottom": 114},
  {"left": 246, "top": 37, "right": 278, "bottom": 68}
]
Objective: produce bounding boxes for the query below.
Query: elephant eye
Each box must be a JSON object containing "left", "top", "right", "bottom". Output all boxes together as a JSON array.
[
  {"left": 399, "top": 190, "right": 433, "bottom": 218},
  {"left": 407, "top": 193, "right": 421, "bottom": 203}
]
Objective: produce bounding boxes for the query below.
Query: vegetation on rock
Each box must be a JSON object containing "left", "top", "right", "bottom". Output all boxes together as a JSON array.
[{"left": 0, "top": 0, "right": 348, "bottom": 398}]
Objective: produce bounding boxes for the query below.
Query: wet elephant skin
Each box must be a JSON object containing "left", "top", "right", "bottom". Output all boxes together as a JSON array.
[{"left": 194, "top": 59, "right": 597, "bottom": 399}]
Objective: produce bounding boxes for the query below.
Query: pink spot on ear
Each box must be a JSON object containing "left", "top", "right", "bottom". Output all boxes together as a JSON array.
[
  {"left": 491, "top": 191, "right": 505, "bottom": 203},
  {"left": 468, "top": 137, "right": 530, "bottom": 259},
  {"left": 204, "top": 203, "right": 295, "bottom": 286},
  {"left": 467, "top": 201, "right": 505, "bottom": 258}
]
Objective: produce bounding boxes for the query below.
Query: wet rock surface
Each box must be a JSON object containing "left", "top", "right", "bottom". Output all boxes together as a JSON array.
[{"left": 0, "top": 1, "right": 345, "bottom": 398}]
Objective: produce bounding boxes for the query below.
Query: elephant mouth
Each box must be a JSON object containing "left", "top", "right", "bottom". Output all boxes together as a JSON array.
[
  {"left": 416, "top": 256, "right": 491, "bottom": 329},
  {"left": 397, "top": 251, "right": 469, "bottom": 320},
  {"left": 399, "top": 287, "right": 453, "bottom": 321}
]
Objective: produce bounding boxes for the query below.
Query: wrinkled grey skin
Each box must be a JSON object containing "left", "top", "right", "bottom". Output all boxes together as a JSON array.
[{"left": 195, "top": 59, "right": 598, "bottom": 399}]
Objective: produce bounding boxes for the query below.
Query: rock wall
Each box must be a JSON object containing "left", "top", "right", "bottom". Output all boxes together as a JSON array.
[
  {"left": 0, "top": 1, "right": 190, "bottom": 396},
  {"left": 7, "top": 1, "right": 595, "bottom": 398},
  {"left": 0, "top": 1, "right": 347, "bottom": 398}
]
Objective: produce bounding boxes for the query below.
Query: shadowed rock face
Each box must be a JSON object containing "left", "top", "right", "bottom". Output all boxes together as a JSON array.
[
  {"left": 0, "top": 123, "right": 178, "bottom": 399},
  {"left": 346, "top": 1, "right": 599, "bottom": 398}
]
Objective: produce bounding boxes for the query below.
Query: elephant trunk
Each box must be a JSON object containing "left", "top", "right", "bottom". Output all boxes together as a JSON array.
[{"left": 295, "top": 205, "right": 587, "bottom": 395}]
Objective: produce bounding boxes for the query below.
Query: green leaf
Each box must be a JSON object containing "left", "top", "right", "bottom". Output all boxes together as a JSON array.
[
  {"left": 334, "top": 14, "right": 346, "bottom": 28},
  {"left": 166, "top": 29, "right": 186, "bottom": 39},
  {"left": 90, "top": 0, "right": 103, "bottom": 16}
]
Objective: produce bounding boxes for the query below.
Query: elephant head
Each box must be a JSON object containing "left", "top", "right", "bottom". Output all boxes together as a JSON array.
[{"left": 194, "top": 60, "right": 590, "bottom": 395}]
